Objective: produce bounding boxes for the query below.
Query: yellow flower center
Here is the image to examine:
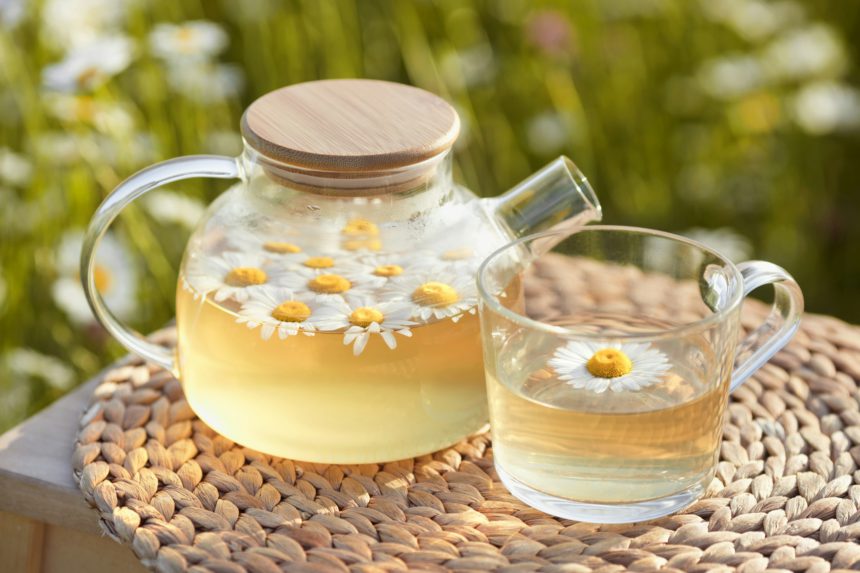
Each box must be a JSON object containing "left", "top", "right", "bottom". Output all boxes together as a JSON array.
[
  {"left": 94, "top": 264, "right": 112, "bottom": 294},
  {"left": 412, "top": 282, "right": 459, "bottom": 307},
  {"left": 349, "top": 307, "right": 385, "bottom": 328},
  {"left": 343, "top": 239, "right": 382, "bottom": 252},
  {"left": 441, "top": 248, "right": 474, "bottom": 261},
  {"left": 224, "top": 267, "right": 267, "bottom": 287},
  {"left": 586, "top": 348, "right": 633, "bottom": 379},
  {"left": 271, "top": 301, "right": 311, "bottom": 322},
  {"left": 264, "top": 241, "right": 302, "bottom": 254},
  {"left": 373, "top": 264, "right": 403, "bottom": 277},
  {"left": 308, "top": 274, "right": 351, "bottom": 294},
  {"left": 76, "top": 67, "right": 101, "bottom": 89},
  {"left": 342, "top": 218, "right": 379, "bottom": 236},
  {"left": 303, "top": 256, "right": 334, "bottom": 269},
  {"left": 177, "top": 27, "right": 195, "bottom": 45}
]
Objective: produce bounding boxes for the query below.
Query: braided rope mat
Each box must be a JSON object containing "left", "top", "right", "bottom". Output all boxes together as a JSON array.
[{"left": 73, "top": 258, "right": 860, "bottom": 573}]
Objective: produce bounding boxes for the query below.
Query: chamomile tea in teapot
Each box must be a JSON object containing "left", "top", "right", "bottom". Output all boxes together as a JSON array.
[{"left": 82, "top": 79, "right": 601, "bottom": 463}]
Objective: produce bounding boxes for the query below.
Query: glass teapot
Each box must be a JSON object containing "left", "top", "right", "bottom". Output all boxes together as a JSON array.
[{"left": 82, "top": 79, "right": 601, "bottom": 463}]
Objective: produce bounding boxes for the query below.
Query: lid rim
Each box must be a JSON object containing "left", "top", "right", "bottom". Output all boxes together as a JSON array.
[{"left": 240, "top": 79, "right": 460, "bottom": 172}]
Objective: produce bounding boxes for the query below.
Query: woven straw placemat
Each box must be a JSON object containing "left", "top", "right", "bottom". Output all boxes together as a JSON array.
[{"left": 73, "top": 257, "right": 860, "bottom": 573}]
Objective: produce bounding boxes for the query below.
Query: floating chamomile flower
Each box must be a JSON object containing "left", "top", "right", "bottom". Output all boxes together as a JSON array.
[
  {"left": 336, "top": 254, "right": 426, "bottom": 289},
  {"left": 236, "top": 286, "right": 322, "bottom": 340},
  {"left": 183, "top": 251, "right": 289, "bottom": 303},
  {"left": 548, "top": 341, "right": 671, "bottom": 393},
  {"left": 341, "top": 238, "right": 383, "bottom": 252},
  {"left": 276, "top": 255, "right": 375, "bottom": 301},
  {"left": 341, "top": 218, "right": 379, "bottom": 237},
  {"left": 386, "top": 269, "right": 478, "bottom": 323},
  {"left": 278, "top": 268, "right": 371, "bottom": 303},
  {"left": 314, "top": 296, "right": 414, "bottom": 356},
  {"left": 226, "top": 231, "right": 306, "bottom": 262}
]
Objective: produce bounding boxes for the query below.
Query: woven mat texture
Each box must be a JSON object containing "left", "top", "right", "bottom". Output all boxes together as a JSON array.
[{"left": 73, "top": 258, "right": 860, "bottom": 573}]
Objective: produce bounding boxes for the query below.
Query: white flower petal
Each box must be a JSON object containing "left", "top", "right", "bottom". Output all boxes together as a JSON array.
[
  {"left": 381, "top": 330, "right": 397, "bottom": 349},
  {"left": 353, "top": 333, "right": 369, "bottom": 356}
]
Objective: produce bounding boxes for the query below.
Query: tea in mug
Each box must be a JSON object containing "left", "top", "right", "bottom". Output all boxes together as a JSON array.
[{"left": 487, "top": 311, "right": 729, "bottom": 504}]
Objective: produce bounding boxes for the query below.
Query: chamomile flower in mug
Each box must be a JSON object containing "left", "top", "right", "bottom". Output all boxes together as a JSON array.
[
  {"left": 547, "top": 341, "right": 671, "bottom": 393},
  {"left": 314, "top": 296, "right": 415, "bottom": 356},
  {"left": 386, "top": 269, "right": 478, "bottom": 323},
  {"left": 183, "top": 251, "right": 290, "bottom": 303},
  {"left": 236, "top": 286, "right": 322, "bottom": 340}
]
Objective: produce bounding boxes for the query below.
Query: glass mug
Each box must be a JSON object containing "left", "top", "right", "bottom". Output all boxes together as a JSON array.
[{"left": 477, "top": 226, "right": 803, "bottom": 523}]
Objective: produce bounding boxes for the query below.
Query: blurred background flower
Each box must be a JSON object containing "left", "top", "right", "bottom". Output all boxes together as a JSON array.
[{"left": 0, "top": 0, "right": 859, "bottom": 431}]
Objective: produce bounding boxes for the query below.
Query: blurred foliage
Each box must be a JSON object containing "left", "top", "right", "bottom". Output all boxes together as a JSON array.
[{"left": 1, "top": 0, "right": 859, "bottom": 430}]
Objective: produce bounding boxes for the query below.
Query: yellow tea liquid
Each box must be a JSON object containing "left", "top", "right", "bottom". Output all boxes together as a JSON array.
[{"left": 176, "top": 279, "right": 487, "bottom": 463}]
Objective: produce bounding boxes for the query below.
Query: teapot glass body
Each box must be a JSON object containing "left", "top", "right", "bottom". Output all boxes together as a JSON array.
[
  {"left": 178, "top": 148, "right": 521, "bottom": 462},
  {"left": 82, "top": 81, "right": 601, "bottom": 463}
]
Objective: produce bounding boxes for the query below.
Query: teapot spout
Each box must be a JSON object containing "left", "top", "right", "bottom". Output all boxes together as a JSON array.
[{"left": 490, "top": 156, "right": 601, "bottom": 238}]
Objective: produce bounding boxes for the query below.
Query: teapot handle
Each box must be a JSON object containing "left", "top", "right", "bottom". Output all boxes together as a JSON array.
[{"left": 81, "top": 155, "right": 241, "bottom": 373}]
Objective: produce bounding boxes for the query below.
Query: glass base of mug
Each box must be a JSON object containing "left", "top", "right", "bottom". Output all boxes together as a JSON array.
[{"left": 496, "top": 464, "right": 704, "bottom": 524}]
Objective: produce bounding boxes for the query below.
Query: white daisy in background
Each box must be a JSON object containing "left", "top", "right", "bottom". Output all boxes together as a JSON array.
[
  {"left": 41, "top": 0, "right": 127, "bottom": 50},
  {"left": 385, "top": 268, "right": 478, "bottom": 323},
  {"left": 0, "top": 147, "right": 32, "bottom": 187},
  {"left": 52, "top": 230, "right": 137, "bottom": 325},
  {"left": 548, "top": 341, "right": 672, "bottom": 393},
  {"left": 681, "top": 227, "right": 752, "bottom": 262},
  {"left": 32, "top": 131, "right": 152, "bottom": 168},
  {"left": 149, "top": 20, "right": 228, "bottom": 61},
  {"left": 0, "top": 0, "right": 25, "bottom": 31},
  {"left": 205, "top": 130, "right": 244, "bottom": 156},
  {"left": 314, "top": 296, "right": 415, "bottom": 356},
  {"left": 526, "top": 111, "right": 577, "bottom": 155},
  {"left": 236, "top": 286, "right": 324, "bottom": 340},
  {"left": 763, "top": 24, "right": 846, "bottom": 82},
  {"left": 183, "top": 251, "right": 289, "bottom": 303},
  {"left": 143, "top": 190, "right": 207, "bottom": 229},
  {"left": 42, "top": 35, "right": 135, "bottom": 92},
  {"left": 44, "top": 94, "right": 135, "bottom": 136},
  {"left": 165, "top": 62, "right": 244, "bottom": 104},
  {"left": 4, "top": 347, "right": 76, "bottom": 390},
  {"left": 439, "top": 43, "right": 496, "bottom": 91},
  {"left": 699, "top": 0, "right": 805, "bottom": 42},
  {"left": 792, "top": 80, "right": 860, "bottom": 135},
  {"left": 697, "top": 55, "right": 764, "bottom": 101}
]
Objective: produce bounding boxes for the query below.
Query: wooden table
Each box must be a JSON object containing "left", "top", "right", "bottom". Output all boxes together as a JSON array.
[{"left": 0, "top": 375, "right": 147, "bottom": 573}]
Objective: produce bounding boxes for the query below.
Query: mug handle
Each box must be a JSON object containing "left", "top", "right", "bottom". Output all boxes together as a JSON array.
[
  {"left": 730, "top": 261, "right": 804, "bottom": 391},
  {"left": 81, "top": 155, "right": 241, "bottom": 373}
]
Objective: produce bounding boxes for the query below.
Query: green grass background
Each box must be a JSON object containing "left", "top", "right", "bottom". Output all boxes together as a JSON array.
[{"left": 1, "top": 0, "right": 859, "bottom": 431}]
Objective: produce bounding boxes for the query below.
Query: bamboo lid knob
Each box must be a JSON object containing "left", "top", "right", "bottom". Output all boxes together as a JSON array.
[{"left": 241, "top": 79, "right": 460, "bottom": 173}]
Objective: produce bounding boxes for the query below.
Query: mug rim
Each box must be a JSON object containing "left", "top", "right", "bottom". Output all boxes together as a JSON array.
[{"left": 476, "top": 225, "right": 745, "bottom": 341}]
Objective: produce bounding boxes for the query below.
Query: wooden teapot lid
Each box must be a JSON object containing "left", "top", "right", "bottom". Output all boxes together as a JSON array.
[{"left": 241, "top": 79, "right": 460, "bottom": 173}]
